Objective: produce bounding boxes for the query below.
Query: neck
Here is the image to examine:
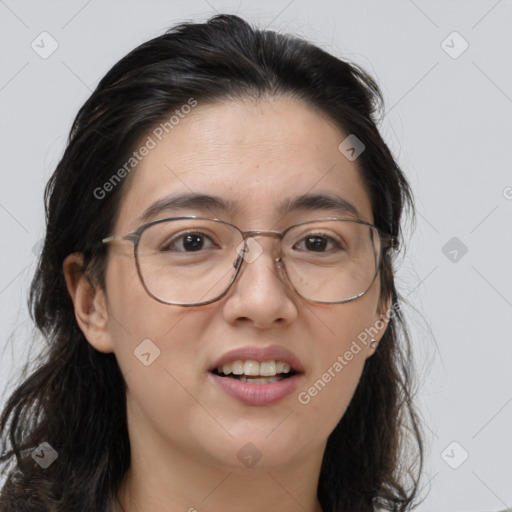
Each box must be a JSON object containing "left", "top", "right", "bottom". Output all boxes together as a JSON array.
[
  {"left": 116, "top": 428, "right": 324, "bottom": 512},
  {"left": 115, "top": 386, "right": 327, "bottom": 512},
  {"left": 117, "top": 455, "right": 324, "bottom": 512}
]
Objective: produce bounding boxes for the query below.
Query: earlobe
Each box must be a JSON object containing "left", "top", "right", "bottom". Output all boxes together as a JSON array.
[
  {"left": 367, "top": 296, "right": 393, "bottom": 357},
  {"left": 62, "top": 253, "right": 115, "bottom": 353}
]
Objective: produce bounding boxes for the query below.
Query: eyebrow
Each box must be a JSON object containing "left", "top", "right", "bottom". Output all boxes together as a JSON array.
[{"left": 137, "top": 191, "right": 360, "bottom": 224}]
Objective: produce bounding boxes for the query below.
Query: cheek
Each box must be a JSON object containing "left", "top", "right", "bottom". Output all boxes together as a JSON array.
[
  {"left": 294, "top": 347, "right": 368, "bottom": 452},
  {"left": 312, "top": 290, "right": 379, "bottom": 362},
  {"left": 122, "top": 356, "right": 199, "bottom": 435},
  {"left": 104, "top": 258, "right": 212, "bottom": 448},
  {"left": 104, "top": 255, "right": 203, "bottom": 372},
  {"left": 296, "top": 295, "right": 379, "bottom": 433},
  {"left": 298, "top": 355, "right": 365, "bottom": 425}
]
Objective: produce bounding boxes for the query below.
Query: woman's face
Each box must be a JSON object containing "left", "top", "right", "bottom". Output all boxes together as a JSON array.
[{"left": 90, "top": 97, "right": 388, "bottom": 471}]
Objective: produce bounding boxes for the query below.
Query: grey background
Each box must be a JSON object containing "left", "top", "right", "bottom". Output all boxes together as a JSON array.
[{"left": 1, "top": 1, "right": 511, "bottom": 511}]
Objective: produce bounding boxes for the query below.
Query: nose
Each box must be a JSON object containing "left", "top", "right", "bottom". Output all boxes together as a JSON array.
[{"left": 221, "top": 236, "right": 299, "bottom": 328}]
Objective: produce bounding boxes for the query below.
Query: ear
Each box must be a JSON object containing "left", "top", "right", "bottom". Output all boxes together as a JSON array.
[
  {"left": 62, "top": 253, "right": 115, "bottom": 353},
  {"left": 366, "top": 294, "right": 393, "bottom": 358}
]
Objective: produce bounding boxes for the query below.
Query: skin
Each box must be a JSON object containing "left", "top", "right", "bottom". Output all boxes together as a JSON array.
[{"left": 63, "top": 96, "right": 390, "bottom": 512}]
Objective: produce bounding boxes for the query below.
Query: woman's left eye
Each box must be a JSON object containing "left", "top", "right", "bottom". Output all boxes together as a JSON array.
[{"left": 294, "top": 235, "right": 340, "bottom": 252}]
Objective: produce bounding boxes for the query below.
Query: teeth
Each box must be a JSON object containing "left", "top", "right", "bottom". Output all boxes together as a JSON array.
[
  {"left": 216, "top": 360, "right": 293, "bottom": 377},
  {"left": 232, "top": 360, "right": 243, "bottom": 375},
  {"left": 244, "top": 360, "right": 260, "bottom": 376},
  {"left": 275, "top": 362, "right": 291, "bottom": 373},
  {"left": 260, "top": 361, "right": 276, "bottom": 376},
  {"left": 238, "top": 376, "right": 283, "bottom": 384}
]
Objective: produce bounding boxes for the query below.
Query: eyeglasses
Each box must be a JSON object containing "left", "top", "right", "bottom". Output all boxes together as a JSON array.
[{"left": 102, "top": 216, "right": 397, "bottom": 306}]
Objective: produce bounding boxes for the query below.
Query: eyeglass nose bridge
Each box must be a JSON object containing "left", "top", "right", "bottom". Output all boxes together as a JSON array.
[
  {"left": 231, "top": 230, "right": 293, "bottom": 301},
  {"left": 237, "top": 230, "right": 286, "bottom": 266}
]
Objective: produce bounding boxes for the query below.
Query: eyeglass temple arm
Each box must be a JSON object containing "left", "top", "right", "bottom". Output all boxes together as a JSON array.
[{"left": 102, "top": 234, "right": 139, "bottom": 245}]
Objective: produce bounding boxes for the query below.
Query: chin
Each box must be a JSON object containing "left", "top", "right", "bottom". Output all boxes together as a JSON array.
[{"left": 206, "top": 431, "right": 309, "bottom": 471}]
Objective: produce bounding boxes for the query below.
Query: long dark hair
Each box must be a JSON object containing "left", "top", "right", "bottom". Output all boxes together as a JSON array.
[{"left": 0, "top": 14, "right": 423, "bottom": 512}]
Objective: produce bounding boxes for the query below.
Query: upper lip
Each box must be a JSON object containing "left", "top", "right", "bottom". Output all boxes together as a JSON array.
[{"left": 209, "top": 345, "right": 304, "bottom": 373}]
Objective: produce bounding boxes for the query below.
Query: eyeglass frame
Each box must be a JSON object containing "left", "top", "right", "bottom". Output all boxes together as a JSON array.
[{"left": 101, "top": 215, "right": 398, "bottom": 307}]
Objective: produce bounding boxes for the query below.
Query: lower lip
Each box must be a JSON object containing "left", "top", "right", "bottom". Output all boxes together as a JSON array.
[{"left": 209, "top": 372, "right": 303, "bottom": 406}]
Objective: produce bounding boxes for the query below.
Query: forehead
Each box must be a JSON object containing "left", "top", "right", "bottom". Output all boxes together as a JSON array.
[{"left": 115, "top": 97, "right": 373, "bottom": 232}]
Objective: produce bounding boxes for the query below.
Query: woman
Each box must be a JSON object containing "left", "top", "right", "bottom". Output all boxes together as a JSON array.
[{"left": 0, "top": 14, "right": 423, "bottom": 512}]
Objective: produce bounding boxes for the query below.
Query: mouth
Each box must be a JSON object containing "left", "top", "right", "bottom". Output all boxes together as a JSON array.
[
  {"left": 211, "top": 359, "right": 299, "bottom": 384},
  {"left": 208, "top": 346, "right": 304, "bottom": 406}
]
